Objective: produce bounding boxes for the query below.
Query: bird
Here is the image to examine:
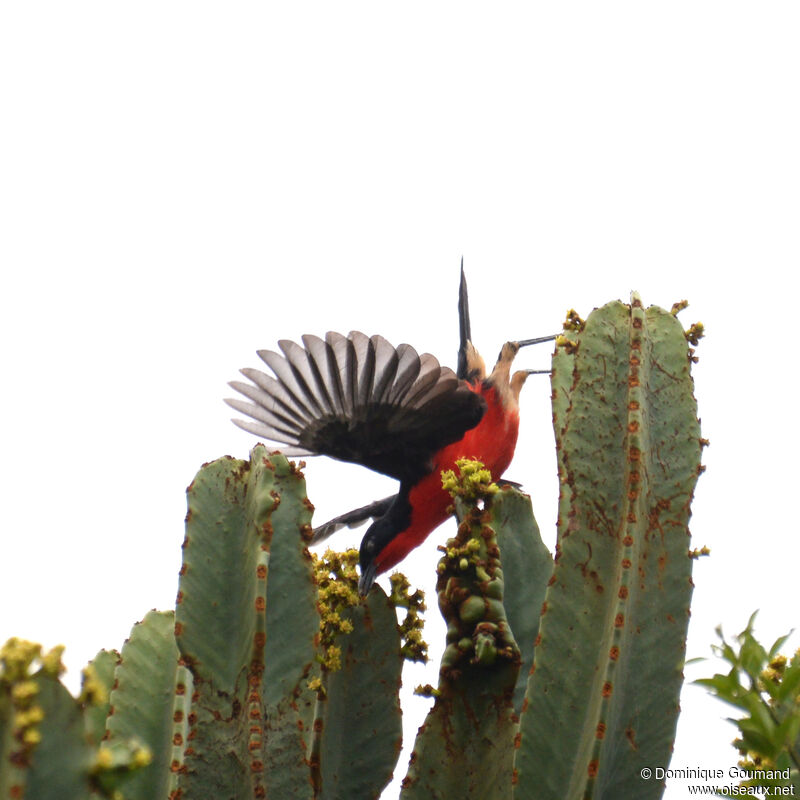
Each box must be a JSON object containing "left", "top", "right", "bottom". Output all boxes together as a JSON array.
[{"left": 226, "top": 266, "right": 553, "bottom": 594}]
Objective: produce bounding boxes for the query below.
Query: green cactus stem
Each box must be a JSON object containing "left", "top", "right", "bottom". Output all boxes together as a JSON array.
[
  {"left": 490, "top": 487, "right": 553, "bottom": 716},
  {"left": 401, "top": 460, "right": 521, "bottom": 799},
  {"left": 175, "top": 447, "right": 320, "bottom": 799},
  {"left": 0, "top": 638, "right": 147, "bottom": 800},
  {"left": 102, "top": 610, "right": 176, "bottom": 799},
  {"left": 515, "top": 294, "right": 703, "bottom": 800},
  {"left": 79, "top": 649, "right": 118, "bottom": 748}
]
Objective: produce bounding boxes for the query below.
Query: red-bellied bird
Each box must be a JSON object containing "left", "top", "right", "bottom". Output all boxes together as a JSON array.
[{"left": 226, "top": 266, "right": 553, "bottom": 594}]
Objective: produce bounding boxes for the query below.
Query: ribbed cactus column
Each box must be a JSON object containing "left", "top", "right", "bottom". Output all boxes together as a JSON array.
[
  {"left": 492, "top": 488, "right": 553, "bottom": 716},
  {"left": 514, "top": 295, "right": 703, "bottom": 799},
  {"left": 0, "top": 639, "right": 150, "bottom": 800},
  {"left": 401, "top": 462, "right": 534, "bottom": 800},
  {"left": 175, "top": 446, "right": 320, "bottom": 798},
  {"left": 174, "top": 445, "right": 404, "bottom": 799},
  {"left": 311, "top": 553, "right": 404, "bottom": 799},
  {"left": 103, "top": 610, "right": 183, "bottom": 799}
]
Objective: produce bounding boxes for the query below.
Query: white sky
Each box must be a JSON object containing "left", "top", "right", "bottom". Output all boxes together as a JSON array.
[{"left": 1, "top": 4, "right": 798, "bottom": 798}]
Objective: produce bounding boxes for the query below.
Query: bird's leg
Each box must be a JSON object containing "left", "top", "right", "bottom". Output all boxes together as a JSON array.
[
  {"left": 513, "top": 334, "right": 557, "bottom": 376},
  {"left": 489, "top": 335, "right": 556, "bottom": 406}
]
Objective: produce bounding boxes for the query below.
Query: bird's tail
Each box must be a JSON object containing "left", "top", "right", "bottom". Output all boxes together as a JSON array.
[{"left": 457, "top": 259, "right": 472, "bottom": 381}]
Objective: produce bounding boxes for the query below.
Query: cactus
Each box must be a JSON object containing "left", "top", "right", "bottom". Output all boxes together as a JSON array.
[
  {"left": 175, "top": 449, "right": 320, "bottom": 798},
  {"left": 491, "top": 487, "right": 552, "bottom": 716},
  {"left": 0, "top": 639, "right": 147, "bottom": 799},
  {"left": 515, "top": 294, "right": 702, "bottom": 799},
  {"left": 313, "top": 560, "right": 404, "bottom": 799},
  {"left": 103, "top": 610, "right": 180, "bottom": 799},
  {"left": 81, "top": 649, "right": 119, "bottom": 748},
  {"left": 401, "top": 464, "right": 522, "bottom": 799},
  {"left": 0, "top": 294, "right": 702, "bottom": 800}
]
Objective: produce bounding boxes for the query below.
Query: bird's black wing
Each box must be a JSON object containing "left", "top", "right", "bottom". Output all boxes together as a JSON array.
[
  {"left": 226, "top": 331, "right": 486, "bottom": 483},
  {"left": 309, "top": 495, "right": 396, "bottom": 545}
]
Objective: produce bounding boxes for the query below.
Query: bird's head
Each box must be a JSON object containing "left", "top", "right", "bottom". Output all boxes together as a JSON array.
[
  {"left": 357, "top": 494, "right": 413, "bottom": 595},
  {"left": 358, "top": 524, "right": 382, "bottom": 595}
]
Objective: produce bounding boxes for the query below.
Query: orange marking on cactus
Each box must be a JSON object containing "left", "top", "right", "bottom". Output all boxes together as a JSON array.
[
  {"left": 602, "top": 682, "right": 613, "bottom": 697},
  {"left": 596, "top": 722, "right": 606, "bottom": 739},
  {"left": 619, "top": 586, "right": 629, "bottom": 599},
  {"left": 609, "top": 646, "right": 620, "bottom": 661},
  {"left": 614, "top": 614, "right": 625, "bottom": 628},
  {"left": 255, "top": 596, "right": 266, "bottom": 612},
  {"left": 623, "top": 535, "right": 634, "bottom": 546},
  {"left": 626, "top": 726, "right": 638, "bottom": 749},
  {"left": 588, "top": 759, "right": 599, "bottom": 777},
  {"left": 621, "top": 559, "right": 632, "bottom": 569}
]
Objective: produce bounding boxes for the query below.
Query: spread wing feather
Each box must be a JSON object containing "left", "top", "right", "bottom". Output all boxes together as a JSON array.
[
  {"left": 309, "top": 495, "right": 397, "bottom": 545},
  {"left": 227, "top": 331, "right": 486, "bottom": 482}
]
